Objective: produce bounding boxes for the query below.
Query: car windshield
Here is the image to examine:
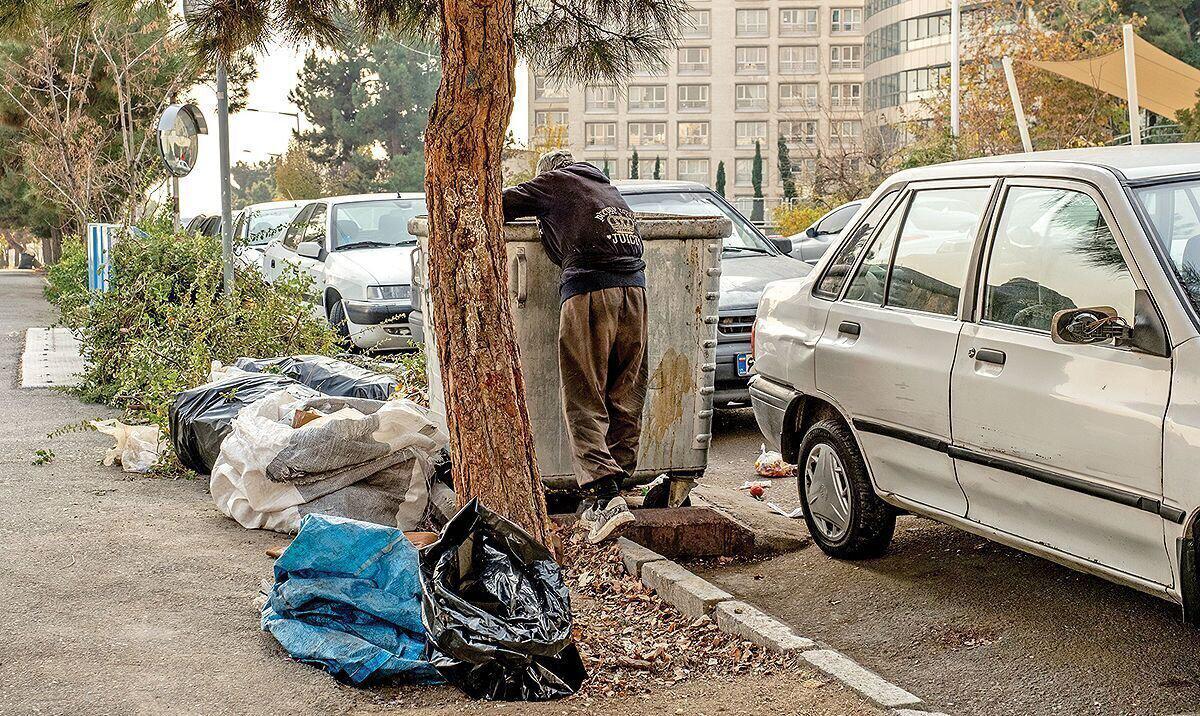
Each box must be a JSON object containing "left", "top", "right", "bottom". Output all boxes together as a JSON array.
[
  {"left": 622, "top": 191, "right": 775, "bottom": 253},
  {"left": 331, "top": 198, "right": 427, "bottom": 249},
  {"left": 243, "top": 206, "right": 301, "bottom": 246},
  {"left": 1133, "top": 179, "right": 1200, "bottom": 313}
]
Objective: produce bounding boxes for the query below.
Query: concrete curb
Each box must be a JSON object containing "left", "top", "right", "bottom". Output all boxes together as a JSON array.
[{"left": 616, "top": 537, "right": 945, "bottom": 715}]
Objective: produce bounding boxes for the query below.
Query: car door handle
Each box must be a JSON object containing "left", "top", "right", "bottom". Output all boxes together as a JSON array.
[
  {"left": 973, "top": 347, "right": 1006, "bottom": 365},
  {"left": 838, "top": 321, "right": 861, "bottom": 336}
]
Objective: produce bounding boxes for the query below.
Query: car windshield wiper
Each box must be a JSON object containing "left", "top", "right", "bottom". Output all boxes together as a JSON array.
[
  {"left": 723, "top": 245, "right": 773, "bottom": 255},
  {"left": 339, "top": 240, "right": 393, "bottom": 250}
]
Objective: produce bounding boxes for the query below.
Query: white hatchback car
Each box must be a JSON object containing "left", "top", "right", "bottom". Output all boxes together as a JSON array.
[
  {"left": 264, "top": 193, "right": 426, "bottom": 351},
  {"left": 750, "top": 145, "right": 1200, "bottom": 620}
]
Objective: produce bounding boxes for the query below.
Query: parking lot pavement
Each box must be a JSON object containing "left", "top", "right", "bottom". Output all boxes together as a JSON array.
[{"left": 701, "top": 408, "right": 1200, "bottom": 716}]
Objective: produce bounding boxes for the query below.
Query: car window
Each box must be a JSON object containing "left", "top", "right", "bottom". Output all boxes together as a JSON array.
[
  {"left": 817, "top": 203, "right": 860, "bottom": 236},
  {"left": 984, "top": 186, "right": 1133, "bottom": 331},
  {"left": 303, "top": 205, "right": 328, "bottom": 246},
  {"left": 332, "top": 198, "right": 427, "bottom": 249},
  {"left": 622, "top": 191, "right": 773, "bottom": 251},
  {"left": 844, "top": 196, "right": 905, "bottom": 304},
  {"left": 282, "top": 205, "right": 314, "bottom": 250},
  {"left": 816, "top": 189, "right": 900, "bottom": 298},
  {"left": 1134, "top": 179, "right": 1200, "bottom": 313},
  {"left": 885, "top": 187, "right": 991, "bottom": 316},
  {"left": 245, "top": 206, "right": 302, "bottom": 246}
]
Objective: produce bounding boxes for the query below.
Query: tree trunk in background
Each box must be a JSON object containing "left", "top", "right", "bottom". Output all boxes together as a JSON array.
[{"left": 423, "top": 0, "right": 553, "bottom": 548}]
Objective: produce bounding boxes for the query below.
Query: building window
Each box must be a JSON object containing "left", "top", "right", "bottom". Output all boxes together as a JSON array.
[
  {"left": 678, "top": 84, "right": 710, "bottom": 112},
  {"left": 677, "top": 158, "right": 711, "bottom": 184},
  {"left": 678, "top": 121, "right": 710, "bottom": 148},
  {"left": 831, "top": 8, "right": 863, "bottom": 32},
  {"left": 584, "top": 122, "right": 616, "bottom": 148},
  {"left": 780, "top": 8, "right": 819, "bottom": 36},
  {"left": 830, "top": 45, "right": 862, "bottom": 71},
  {"left": 678, "top": 47, "right": 711, "bottom": 75},
  {"left": 630, "top": 157, "right": 658, "bottom": 178},
  {"left": 585, "top": 85, "right": 616, "bottom": 113},
  {"left": 736, "top": 9, "right": 769, "bottom": 37},
  {"left": 831, "top": 119, "right": 863, "bottom": 142},
  {"left": 798, "top": 157, "right": 817, "bottom": 177},
  {"left": 735, "top": 84, "right": 768, "bottom": 111},
  {"left": 830, "top": 83, "right": 862, "bottom": 108},
  {"left": 734, "top": 158, "right": 754, "bottom": 187},
  {"left": 628, "top": 85, "right": 667, "bottom": 112},
  {"left": 590, "top": 157, "right": 616, "bottom": 177},
  {"left": 533, "top": 76, "right": 565, "bottom": 100},
  {"left": 534, "top": 110, "right": 568, "bottom": 129},
  {"left": 779, "top": 82, "right": 819, "bottom": 109},
  {"left": 779, "top": 45, "right": 819, "bottom": 74},
  {"left": 736, "top": 47, "right": 768, "bottom": 75},
  {"left": 780, "top": 119, "right": 817, "bottom": 147},
  {"left": 865, "top": 64, "right": 948, "bottom": 110},
  {"left": 735, "top": 121, "right": 768, "bottom": 148},
  {"left": 683, "top": 9, "right": 711, "bottom": 38},
  {"left": 628, "top": 121, "right": 667, "bottom": 147},
  {"left": 865, "top": 12, "right": 951, "bottom": 64}
]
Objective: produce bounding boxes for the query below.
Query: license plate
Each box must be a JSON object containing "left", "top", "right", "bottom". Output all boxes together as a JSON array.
[{"left": 736, "top": 352, "right": 753, "bottom": 376}]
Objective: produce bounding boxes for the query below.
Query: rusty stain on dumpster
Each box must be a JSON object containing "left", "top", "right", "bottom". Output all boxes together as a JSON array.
[{"left": 643, "top": 347, "right": 695, "bottom": 451}]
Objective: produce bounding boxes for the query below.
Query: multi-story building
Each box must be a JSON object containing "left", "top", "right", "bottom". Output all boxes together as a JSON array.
[
  {"left": 863, "top": 0, "right": 953, "bottom": 130},
  {"left": 528, "top": 0, "right": 866, "bottom": 214}
]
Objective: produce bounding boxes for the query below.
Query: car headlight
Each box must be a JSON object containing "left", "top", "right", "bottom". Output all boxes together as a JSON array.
[{"left": 366, "top": 284, "right": 412, "bottom": 301}]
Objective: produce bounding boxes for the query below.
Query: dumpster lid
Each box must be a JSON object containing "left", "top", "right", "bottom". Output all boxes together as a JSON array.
[{"left": 408, "top": 212, "right": 731, "bottom": 241}]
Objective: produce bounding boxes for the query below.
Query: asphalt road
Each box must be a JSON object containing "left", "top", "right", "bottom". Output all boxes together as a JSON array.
[{"left": 699, "top": 408, "right": 1200, "bottom": 716}]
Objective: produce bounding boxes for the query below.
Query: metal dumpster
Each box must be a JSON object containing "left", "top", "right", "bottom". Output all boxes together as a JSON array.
[{"left": 410, "top": 214, "right": 727, "bottom": 490}]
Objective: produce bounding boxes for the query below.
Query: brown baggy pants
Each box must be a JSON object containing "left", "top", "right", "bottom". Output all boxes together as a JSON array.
[{"left": 558, "top": 286, "right": 649, "bottom": 488}]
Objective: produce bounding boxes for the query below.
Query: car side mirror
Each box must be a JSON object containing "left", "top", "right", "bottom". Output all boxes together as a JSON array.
[
  {"left": 1051, "top": 306, "right": 1128, "bottom": 345},
  {"left": 297, "top": 241, "right": 322, "bottom": 259},
  {"left": 768, "top": 236, "right": 793, "bottom": 254},
  {"left": 805, "top": 226, "right": 818, "bottom": 238}
]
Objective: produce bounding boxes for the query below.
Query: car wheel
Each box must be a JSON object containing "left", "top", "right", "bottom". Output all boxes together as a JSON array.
[
  {"left": 327, "top": 297, "right": 356, "bottom": 352},
  {"left": 797, "top": 418, "right": 895, "bottom": 559}
]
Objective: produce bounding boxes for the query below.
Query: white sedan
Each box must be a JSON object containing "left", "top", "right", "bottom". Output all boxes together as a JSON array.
[{"left": 264, "top": 193, "right": 425, "bottom": 352}]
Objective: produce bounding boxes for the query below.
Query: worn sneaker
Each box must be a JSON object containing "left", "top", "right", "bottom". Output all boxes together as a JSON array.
[
  {"left": 587, "top": 497, "right": 635, "bottom": 544},
  {"left": 576, "top": 497, "right": 599, "bottom": 531}
]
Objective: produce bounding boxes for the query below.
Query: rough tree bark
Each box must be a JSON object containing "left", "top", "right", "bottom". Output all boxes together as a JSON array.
[{"left": 423, "top": 0, "right": 553, "bottom": 547}]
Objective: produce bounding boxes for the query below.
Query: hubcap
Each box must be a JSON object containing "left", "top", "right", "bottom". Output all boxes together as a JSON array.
[{"left": 804, "top": 443, "right": 852, "bottom": 542}]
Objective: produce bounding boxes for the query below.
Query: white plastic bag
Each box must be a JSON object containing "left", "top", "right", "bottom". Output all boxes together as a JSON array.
[
  {"left": 754, "top": 443, "right": 797, "bottom": 478},
  {"left": 91, "top": 420, "right": 164, "bottom": 473}
]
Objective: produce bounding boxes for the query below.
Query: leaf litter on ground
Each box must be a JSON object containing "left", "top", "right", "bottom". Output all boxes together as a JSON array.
[{"left": 558, "top": 527, "right": 811, "bottom": 698}]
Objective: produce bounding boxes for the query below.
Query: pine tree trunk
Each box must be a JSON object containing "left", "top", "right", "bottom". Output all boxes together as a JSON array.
[{"left": 423, "top": 0, "right": 553, "bottom": 548}]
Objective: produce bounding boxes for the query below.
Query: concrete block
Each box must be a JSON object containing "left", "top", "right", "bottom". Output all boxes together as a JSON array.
[
  {"left": 641, "top": 559, "right": 732, "bottom": 619},
  {"left": 617, "top": 537, "right": 665, "bottom": 577},
  {"left": 802, "top": 649, "right": 922, "bottom": 708},
  {"left": 620, "top": 506, "right": 755, "bottom": 558},
  {"left": 713, "top": 600, "right": 815, "bottom": 652}
]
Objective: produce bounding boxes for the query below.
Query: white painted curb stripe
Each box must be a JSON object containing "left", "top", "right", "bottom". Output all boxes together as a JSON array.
[{"left": 802, "top": 649, "right": 922, "bottom": 708}]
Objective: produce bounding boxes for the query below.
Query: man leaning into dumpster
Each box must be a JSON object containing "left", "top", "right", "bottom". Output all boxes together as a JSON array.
[{"left": 502, "top": 149, "right": 647, "bottom": 544}]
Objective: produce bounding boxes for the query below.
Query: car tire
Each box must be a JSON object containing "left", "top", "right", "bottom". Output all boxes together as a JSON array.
[
  {"left": 797, "top": 418, "right": 895, "bottom": 559},
  {"left": 327, "top": 297, "right": 356, "bottom": 352}
]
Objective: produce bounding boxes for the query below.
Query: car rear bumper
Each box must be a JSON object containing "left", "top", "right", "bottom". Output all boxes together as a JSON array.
[{"left": 749, "top": 374, "right": 799, "bottom": 454}]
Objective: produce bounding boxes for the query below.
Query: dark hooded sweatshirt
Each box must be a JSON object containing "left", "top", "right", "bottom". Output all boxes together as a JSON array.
[{"left": 502, "top": 162, "right": 645, "bottom": 302}]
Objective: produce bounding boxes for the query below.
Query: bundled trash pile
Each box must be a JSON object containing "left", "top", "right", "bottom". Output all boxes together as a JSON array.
[
  {"left": 261, "top": 502, "right": 587, "bottom": 700},
  {"left": 169, "top": 356, "right": 453, "bottom": 534}
]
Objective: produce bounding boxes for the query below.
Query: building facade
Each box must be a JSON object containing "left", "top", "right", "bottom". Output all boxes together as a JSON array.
[
  {"left": 863, "top": 0, "right": 953, "bottom": 129},
  {"left": 528, "top": 0, "right": 866, "bottom": 214}
]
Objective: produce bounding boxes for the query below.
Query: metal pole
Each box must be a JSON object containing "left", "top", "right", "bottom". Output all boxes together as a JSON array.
[
  {"left": 171, "top": 176, "right": 181, "bottom": 230},
  {"left": 1123, "top": 24, "right": 1141, "bottom": 146},
  {"left": 216, "top": 60, "right": 234, "bottom": 295},
  {"left": 950, "top": 0, "right": 961, "bottom": 138},
  {"left": 1002, "top": 57, "right": 1033, "bottom": 153}
]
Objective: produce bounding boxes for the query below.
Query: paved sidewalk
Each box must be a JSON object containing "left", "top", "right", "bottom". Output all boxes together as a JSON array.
[{"left": 20, "top": 326, "right": 84, "bottom": 388}]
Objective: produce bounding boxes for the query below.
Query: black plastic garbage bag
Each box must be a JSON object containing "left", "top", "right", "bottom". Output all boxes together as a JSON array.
[
  {"left": 234, "top": 355, "right": 398, "bottom": 401},
  {"left": 169, "top": 372, "right": 316, "bottom": 474},
  {"left": 419, "top": 499, "right": 587, "bottom": 701}
]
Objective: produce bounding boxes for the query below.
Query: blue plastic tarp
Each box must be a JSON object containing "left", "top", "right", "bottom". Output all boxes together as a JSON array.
[{"left": 260, "top": 513, "right": 443, "bottom": 685}]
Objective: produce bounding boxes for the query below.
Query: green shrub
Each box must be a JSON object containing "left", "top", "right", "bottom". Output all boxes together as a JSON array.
[
  {"left": 51, "top": 221, "right": 337, "bottom": 430},
  {"left": 43, "top": 239, "right": 88, "bottom": 306}
]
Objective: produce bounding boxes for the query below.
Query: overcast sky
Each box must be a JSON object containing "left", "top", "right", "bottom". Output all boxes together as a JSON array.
[{"left": 177, "top": 44, "right": 529, "bottom": 217}]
